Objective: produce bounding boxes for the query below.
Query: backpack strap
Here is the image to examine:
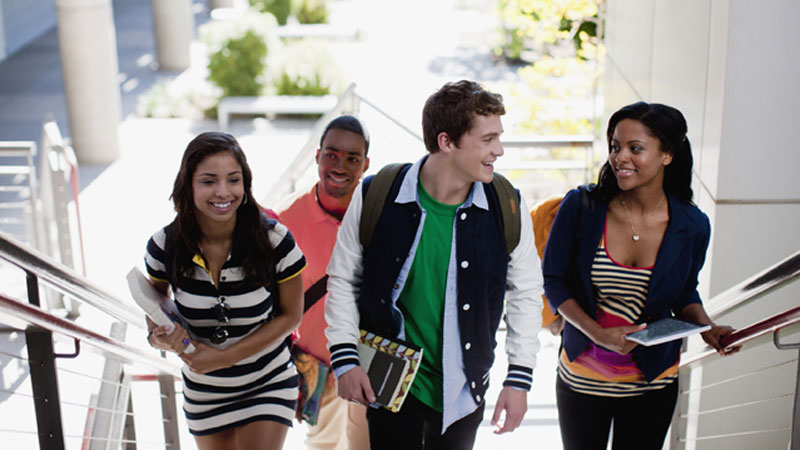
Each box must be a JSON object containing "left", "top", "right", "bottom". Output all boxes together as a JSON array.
[
  {"left": 491, "top": 172, "right": 521, "bottom": 255},
  {"left": 359, "top": 163, "right": 410, "bottom": 249}
]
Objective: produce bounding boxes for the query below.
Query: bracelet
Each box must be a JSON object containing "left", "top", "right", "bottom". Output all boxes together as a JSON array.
[{"left": 147, "top": 329, "right": 154, "bottom": 344}]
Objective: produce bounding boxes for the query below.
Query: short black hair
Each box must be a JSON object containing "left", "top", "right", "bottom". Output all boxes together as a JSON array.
[{"left": 319, "top": 115, "right": 370, "bottom": 156}]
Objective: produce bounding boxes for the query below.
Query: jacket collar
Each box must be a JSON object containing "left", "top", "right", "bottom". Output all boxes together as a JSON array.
[
  {"left": 646, "top": 194, "right": 691, "bottom": 299},
  {"left": 577, "top": 191, "right": 692, "bottom": 316},
  {"left": 394, "top": 155, "right": 488, "bottom": 210}
]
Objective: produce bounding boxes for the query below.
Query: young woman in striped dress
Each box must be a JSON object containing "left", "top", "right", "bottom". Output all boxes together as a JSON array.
[
  {"left": 543, "top": 102, "right": 739, "bottom": 449},
  {"left": 144, "top": 131, "right": 305, "bottom": 450}
]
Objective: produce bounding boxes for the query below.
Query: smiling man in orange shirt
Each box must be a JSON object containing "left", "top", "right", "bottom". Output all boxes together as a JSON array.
[{"left": 278, "top": 115, "right": 371, "bottom": 450}]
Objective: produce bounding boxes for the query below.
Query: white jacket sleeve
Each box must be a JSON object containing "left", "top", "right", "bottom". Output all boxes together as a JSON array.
[
  {"left": 325, "top": 183, "right": 365, "bottom": 377},
  {"left": 503, "top": 195, "right": 544, "bottom": 390}
]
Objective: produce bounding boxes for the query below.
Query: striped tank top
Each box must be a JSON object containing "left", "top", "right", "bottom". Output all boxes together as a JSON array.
[{"left": 558, "top": 231, "right": 678, "bottom": 397}]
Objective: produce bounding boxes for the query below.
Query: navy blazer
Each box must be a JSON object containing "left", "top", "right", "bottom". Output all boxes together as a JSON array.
[{"left": 542, "top": 186, "right": 711, "bottom": 381}]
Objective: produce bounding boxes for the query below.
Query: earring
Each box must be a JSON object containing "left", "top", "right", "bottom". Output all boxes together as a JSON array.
[{"left": 243, "top": 193, "right": 248, "bottom": 205}]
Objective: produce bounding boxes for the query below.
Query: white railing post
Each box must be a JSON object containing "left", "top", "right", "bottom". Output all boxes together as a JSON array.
[
  {"left": 39, "top": 118, "right": 85, "bottom": 317},
  {"left": 774, "top": 330, "right": 800, "bottom": 450},
  {"left": 89, "top": 321, "right": 127, "bottom": 450},
  {"left": 158, "top": 372, "right": 182, "bottom": 449}
]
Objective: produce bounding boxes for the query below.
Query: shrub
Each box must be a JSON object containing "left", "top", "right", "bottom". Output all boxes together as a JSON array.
[
  {"left": 200, "top": 11, "right": 280, "bottom": 98},
  {"left": 273, "top": 39, "right": 341, "bottom": 96},
  {"left": 295, "top": 0, "right": 329, "bottom": 24},
  {"left": 249, "top": 0, "right": 292, "bottom": 25},
  {"left": 207, "top": 30, "right": 268, "bottom": 97},
  {"left": 136, "top": 80, "right": 216, "bottom": 119}
]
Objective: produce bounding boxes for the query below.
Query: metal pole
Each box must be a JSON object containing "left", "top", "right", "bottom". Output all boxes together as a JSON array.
[
  {"left": 669, "top": 368, "right": 689, "bottom": 450},
  {"left": 122, "top": 389, "right": 138, "bottom": 449},
  {"left": 26, "top": 328, "right": 67, "bottom": 450},
  {"left": 775, "top": 329, "right": 800, "bottom": 450},
  {"left": 89, "top": 321, "right": 127, "bottom": 450},
  {"left": 792, "top": 353, "right": 800, "bottom": 450},
  {"left": 26, "top": 271, "right": 65, "bottom": 450},
  {"left": 158, "top": 372, "right": 181, "bottom": 449}
]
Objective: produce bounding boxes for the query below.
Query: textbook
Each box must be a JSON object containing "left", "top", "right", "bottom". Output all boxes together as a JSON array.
[
  {"left": 625, "top": 317, "right": 711, "bottom": 347},
  {"left": 126, "top": 266, "right": 195, "bottom": 353},
  {"left": 357, "top": 329, "right": 423, "bottom": 412}
]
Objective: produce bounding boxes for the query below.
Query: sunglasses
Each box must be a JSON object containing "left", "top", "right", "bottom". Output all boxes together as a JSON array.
[{"left": 211, "top": 301, "right": 230, "bottom": 344}]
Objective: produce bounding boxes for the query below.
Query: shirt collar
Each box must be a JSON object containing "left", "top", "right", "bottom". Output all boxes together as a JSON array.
[{"left": 395, "top": 155, "right": 489, "bottom": 211}]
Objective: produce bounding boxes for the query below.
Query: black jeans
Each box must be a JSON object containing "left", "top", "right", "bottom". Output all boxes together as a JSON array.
[
  {"left": 366, "top": 394, "right": 485, "bottom": 450},
  {"left": 556, "top": 376, "right": 679, "bottom": 450}
]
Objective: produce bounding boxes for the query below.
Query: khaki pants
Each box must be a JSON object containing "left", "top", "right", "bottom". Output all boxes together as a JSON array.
[{"left": 305, "top": 378, "right": 369, "bottom": 450}]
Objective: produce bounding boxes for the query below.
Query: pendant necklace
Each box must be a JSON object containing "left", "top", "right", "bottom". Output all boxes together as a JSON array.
[{"left": 620, "top": 193, "right": 665, "bottom": 242}]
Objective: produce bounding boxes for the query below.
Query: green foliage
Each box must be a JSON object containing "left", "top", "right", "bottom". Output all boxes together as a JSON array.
[
  {"left": 200, "top": 11, "right": 280, "bottom": 99},
  {"left": 495, "top": 0, "right": 603, "bottom": 62},
  {"left": 250, "top": 0, "right": 292, "bottom": 25},
  {"left": 275, "top": 73, "right": 329, "bottom": 96},
  {"left": 294, "top": 0, "right": 329, "bottom": 24},
  {"left": 207, "top": 30, "right": 268, "bottom": 97},
  {"left": 496, "top": 0, "right": 605, "bottom": 137},
  {"left": 273, "top": 39, "right": 341, "bottom": 96}
]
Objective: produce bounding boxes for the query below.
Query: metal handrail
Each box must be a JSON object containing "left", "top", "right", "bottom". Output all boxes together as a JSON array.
[
  {"left": 0, "top": 230, "right": 144, "bottom": 326},
  {"left": 680, "top": 305, "right": 800, "bottom": 367},
  {"left": 706, "top": 249, "right": 800, "bottom": 318},
  {"left": 677, "top": 249, "right": 800, "bottom": 366},
  {"left": 671, "top": 249, "right": 800, "bottom": 450},
  {"left": 0, "top": 293, "right": 181, "bottom": 375}
]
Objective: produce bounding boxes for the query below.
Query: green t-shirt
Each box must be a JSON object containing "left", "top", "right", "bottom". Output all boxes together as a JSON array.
[{"left": 397, "top": 177, "right": 460, "bottom": 412}]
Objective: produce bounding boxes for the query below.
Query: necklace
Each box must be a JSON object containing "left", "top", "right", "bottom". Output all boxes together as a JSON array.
[{"left": 619, "top": 193, "right": 665, "bottom": 242}]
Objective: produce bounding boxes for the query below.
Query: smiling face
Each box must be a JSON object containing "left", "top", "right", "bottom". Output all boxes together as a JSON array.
[
  {"left": 449, "top": 114, "right": 504, "bottom": 184},
  {"left": 316, "top": 128, "right": 370, "bottom": 198},
  {"left": 192, "top": 151, "right": 244, "bottom": 227},
  {"left": 609, "top": 119, "right": 673, "bottom": 192}
]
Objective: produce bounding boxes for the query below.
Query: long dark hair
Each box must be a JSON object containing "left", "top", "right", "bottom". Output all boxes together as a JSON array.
[
  {"left": 166, "top": 131, "right": 275, "bottom": 287},
  {"left": 596, "top": 101, "right": 694, "bottom": 203}
]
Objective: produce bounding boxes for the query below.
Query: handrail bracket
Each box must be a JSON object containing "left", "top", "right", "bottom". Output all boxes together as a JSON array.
[
  {"left": 54, "top": 337, "right": 81, "bottom": 359},
  {"left": 774, "top": 328, "right": 800, "bottom": 351}
]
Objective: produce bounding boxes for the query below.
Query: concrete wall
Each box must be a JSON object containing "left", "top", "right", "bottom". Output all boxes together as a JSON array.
[
  {"left": 0, "top": 0, "right": 57, "bottom": 60},
  {"left": 604, "top": 1, "right": 800, "bottom": 448}
]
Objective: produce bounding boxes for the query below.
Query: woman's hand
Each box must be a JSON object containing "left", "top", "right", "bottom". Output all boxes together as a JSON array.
[
  {"left": 701, "top": 325, "right": 741, "bottom": 356},
  {"left": 180, "top": 341, "right": 234, "bottom": 374},
  {"left": 557, "top": 299, "right": 645, "bottom": 355},
  {"left": 681, "top": 304, "right": 741, "bottom": 356},
  {"left": 594, "top": 324, "right": 646, "bottom": 355},
  {"left": 147, "top": 319, "right": 191, "bottom": 354}
]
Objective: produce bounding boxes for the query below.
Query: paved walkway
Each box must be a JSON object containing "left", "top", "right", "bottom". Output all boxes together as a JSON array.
[{"left": 0, "top": 0, "right": 564, "bottom": 448}]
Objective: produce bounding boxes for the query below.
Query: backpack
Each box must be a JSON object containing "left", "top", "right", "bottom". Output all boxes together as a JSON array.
[
  {"left": 359, "top": 163, "right": 521, "bottom": 256},
  {"left": 531, "top": 185, "right": 596, "bottom": 330}
]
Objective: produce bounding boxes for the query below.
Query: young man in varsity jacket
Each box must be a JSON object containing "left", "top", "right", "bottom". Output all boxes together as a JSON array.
[{"left": 324, "top": 80, "right": 544, "bottom": 449}]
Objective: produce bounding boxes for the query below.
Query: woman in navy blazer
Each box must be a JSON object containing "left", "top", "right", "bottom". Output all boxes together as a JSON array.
[{"left": 543, "top": 102, "right": 737, "bottom": 449}]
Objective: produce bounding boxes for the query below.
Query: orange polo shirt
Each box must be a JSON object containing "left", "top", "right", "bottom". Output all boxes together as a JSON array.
[{"left": 277, "top": 183, "right": 341, "bottom": 365}]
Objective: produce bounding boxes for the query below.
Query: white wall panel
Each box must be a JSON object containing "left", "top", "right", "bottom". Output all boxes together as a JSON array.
[
  {"left": 650, "top": 0, "right": 711, "bottom": 153},
  {"left": 603, "top": 0, "right": 655, "bottom": 114},
  {"left": 698, "top": 0, "right": 730, "bottom": 201},
  {"left": 708, "top": 202, "right": 800, "bottom": 296},
  {"left": 717, "top": 0, "right": 800, "bottom": 201}
]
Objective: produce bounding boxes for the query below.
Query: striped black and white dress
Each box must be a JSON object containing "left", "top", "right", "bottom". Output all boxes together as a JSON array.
[{"left": 144, "top": 220, "right": 306, "bottom": 435}]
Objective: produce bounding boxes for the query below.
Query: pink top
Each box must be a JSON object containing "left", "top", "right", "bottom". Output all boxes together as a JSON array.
[{"left": 277, "top": 184, "right": 343, "bottom": 365}]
